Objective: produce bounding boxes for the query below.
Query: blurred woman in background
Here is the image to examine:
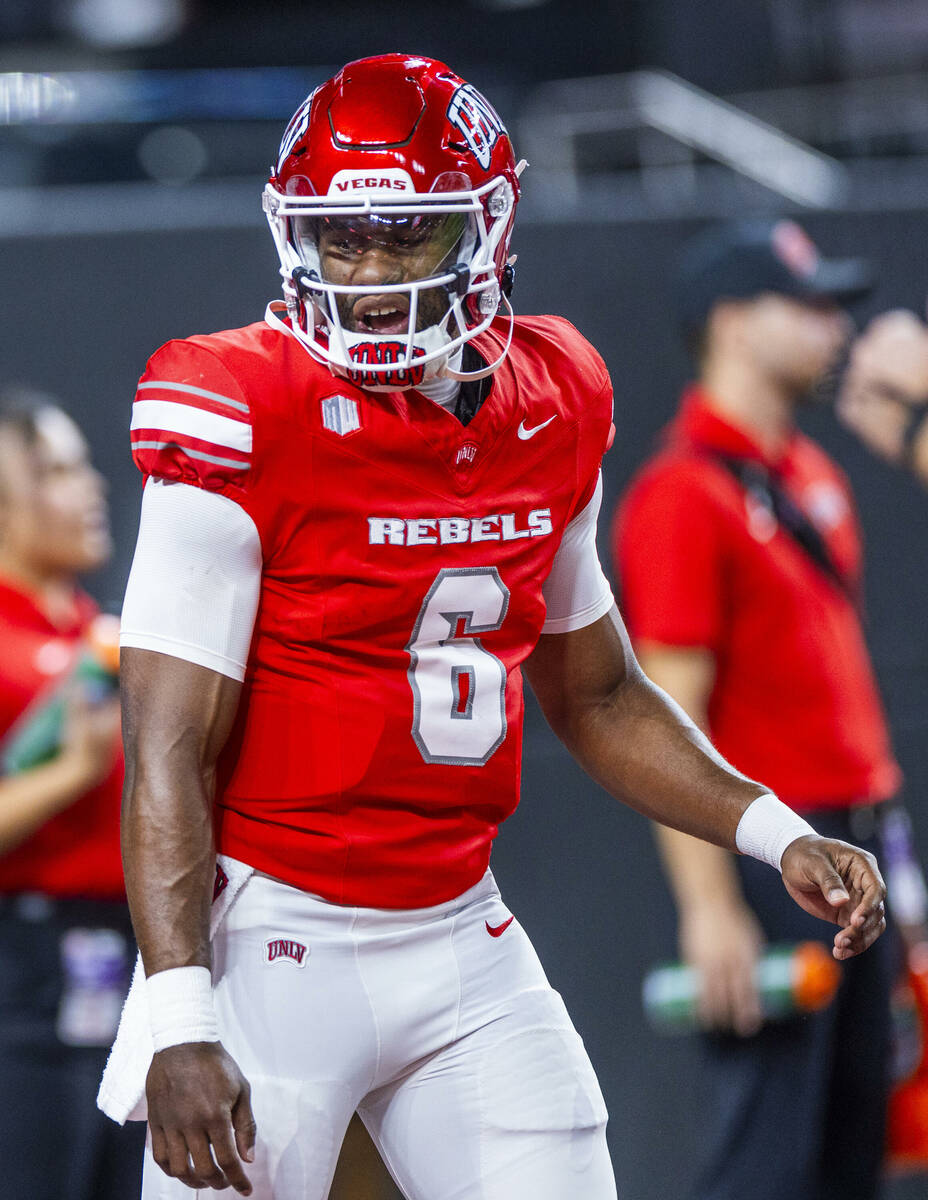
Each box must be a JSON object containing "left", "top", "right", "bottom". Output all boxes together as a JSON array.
[{"left": 0, "top": 387, "right": 143, "bottom": 1200}]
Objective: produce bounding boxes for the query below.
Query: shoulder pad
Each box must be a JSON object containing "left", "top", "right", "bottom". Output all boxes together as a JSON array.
[
  {"left": 514, "top": 315, "right": 611, "bottom": 390},
  {"left": 131, "top": 338, "right": 252, "bottom": 494}
]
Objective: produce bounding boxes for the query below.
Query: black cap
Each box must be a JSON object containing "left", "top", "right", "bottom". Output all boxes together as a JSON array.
[{"left": 676, "top": 219, "right": 874, "bottom": 335}]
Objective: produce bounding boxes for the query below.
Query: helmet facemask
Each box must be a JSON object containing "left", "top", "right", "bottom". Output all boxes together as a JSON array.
[{"left": 263, "top": 173, "right": 516, "bottom": 391}]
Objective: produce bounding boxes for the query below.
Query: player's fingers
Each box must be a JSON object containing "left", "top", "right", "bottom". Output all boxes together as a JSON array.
[
  {"left": 834, "top": 910, "right": 886, "bottom": 960},
  {"left": 186, "top": 1129, "right": 228, "bottom": 1190},
  {"left": 849, "top": 864, "right": 886, "bottom": 923},
  {"left": 817, "top": 867, "right": 851, "bottom": 909},
  {"left": 149, "top": 1124, "right": 171, "bottom": 1177},
  {"left": 835, "top": 897, "right": 886, "bottom": 959},
  {"left": 232, "top": 1083, "right": 257, "bottom": 1164},
  {"left": 164, "top": 1128, "right": 200, "bottom": 1187},
  {"left": 827, "top": 851, "right": 884, "bottom": 927},
  {"left": 209, "top": 1119, "right": 253, "bottom": 1196}
]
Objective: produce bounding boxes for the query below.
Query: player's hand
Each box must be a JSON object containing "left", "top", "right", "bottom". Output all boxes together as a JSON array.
[
  {"left": 146, "top": 1041, "right": 256, "bottom": 1195},
  {"left": 678, "top": 898, "right": 765, "bottom": 1037},
  {"left": 780, "top": 835, "right": 886, "bottom": 960},
  {"left": 838, "top": 310, "right": 928, "bottom": 476}
]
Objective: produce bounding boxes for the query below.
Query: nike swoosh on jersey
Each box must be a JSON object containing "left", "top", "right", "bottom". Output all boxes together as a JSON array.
[
  {"left": 486, "top": 916, "right": 515, "bottom": 938},
  {"left": 517, "top": 415, "right": 556, "bottom": 440}
]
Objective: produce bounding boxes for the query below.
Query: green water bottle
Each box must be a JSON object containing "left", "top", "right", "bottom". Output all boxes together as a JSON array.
[
  {"left": 1, "top": 614, "right": 120, "bottom": 775},
  {"left": 642, "top": 941, "right": 841, "bottom": 1034}
]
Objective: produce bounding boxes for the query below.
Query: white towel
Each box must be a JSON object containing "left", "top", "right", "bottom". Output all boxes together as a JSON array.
[{"left": 96, "top": 854, "right": 254, "bottom": 1124}]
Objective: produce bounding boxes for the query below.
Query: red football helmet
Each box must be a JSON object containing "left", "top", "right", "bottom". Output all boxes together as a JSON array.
[{"left": 263, "top": 54, "right": 522, "bottom": 389}]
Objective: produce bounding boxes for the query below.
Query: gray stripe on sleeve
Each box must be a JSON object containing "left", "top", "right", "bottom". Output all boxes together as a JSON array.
[
  {"left": 137, "top": 380, "right": 250, "bottom": 414},
  {"left": 131, "top": 440, "right": 250, "bottom": 470}
]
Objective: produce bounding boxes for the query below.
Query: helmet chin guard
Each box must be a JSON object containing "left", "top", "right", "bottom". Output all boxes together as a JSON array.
[{"left": 264, "top": 54, "right": 522, "bottom": 391}]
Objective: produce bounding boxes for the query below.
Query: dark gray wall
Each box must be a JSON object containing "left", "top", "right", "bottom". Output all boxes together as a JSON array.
[{"left": 2, "top": 208, "right": 926, "bottom": 1199}]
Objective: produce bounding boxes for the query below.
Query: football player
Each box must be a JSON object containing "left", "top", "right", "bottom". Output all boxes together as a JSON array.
[{"left": 108, "top": 55, "right": 886, "bottom": 1199}]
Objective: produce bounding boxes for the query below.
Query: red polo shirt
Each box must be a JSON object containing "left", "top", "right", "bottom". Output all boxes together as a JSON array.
[
  {"left": 0, "top": 578, "right": 125, "bottom": 900},
  {"left": 613, "top": 389, "right": 900, "bottom": 812}
]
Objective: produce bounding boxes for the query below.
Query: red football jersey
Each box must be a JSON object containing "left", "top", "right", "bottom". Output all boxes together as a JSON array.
[{"left": 130, "top": 313, "right": 613, "bottom": 907}]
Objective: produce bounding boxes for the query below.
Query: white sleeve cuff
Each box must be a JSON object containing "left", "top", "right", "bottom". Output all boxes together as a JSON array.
[
  {"left": 541, "top": 473, "right": 615, "bottom": 634},
  {"left": 120, "top": 479, "right": 262, "bottom": 681},
  {"left": 735, "top": 793, "right": 817, "bottom": 871}
]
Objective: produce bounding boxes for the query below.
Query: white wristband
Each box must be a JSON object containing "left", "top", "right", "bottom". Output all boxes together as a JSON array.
[
  {"left": 735, "top": 793, "right": 817, "bottom": 871},
  {"left": 147, "top": 966, "right": 220, "bottom": 1052}
]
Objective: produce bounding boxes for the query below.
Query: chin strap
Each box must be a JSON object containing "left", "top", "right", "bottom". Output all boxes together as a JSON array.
[{"left": 441, "top": 294, "right": 515, "bottom": 382}]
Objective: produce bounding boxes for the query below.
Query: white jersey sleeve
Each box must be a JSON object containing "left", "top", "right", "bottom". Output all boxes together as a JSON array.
[
  {"left": 540, "top": 473, "right": 615, "bottom": 634},
  {"left": 120, "top": 479, "right": 262, "bottom": 681}
]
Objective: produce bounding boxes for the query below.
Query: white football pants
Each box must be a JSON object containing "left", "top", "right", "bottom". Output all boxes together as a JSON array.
[{"left": 140, "top": 869, "right": 617, "bottom": 1200}]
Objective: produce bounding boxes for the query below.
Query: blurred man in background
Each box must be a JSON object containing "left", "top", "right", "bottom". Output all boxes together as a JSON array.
[
  {"left": 613, "top": 220, "right": 901, "bottom": 1200},
  {"left": 839, "top": 308, "right": 928, "bottom": 487},
  {"left": 0, "top": 387, "right": 143, "bottom": 1200}
]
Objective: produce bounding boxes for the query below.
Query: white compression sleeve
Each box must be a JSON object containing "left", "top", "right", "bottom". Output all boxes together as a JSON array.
[
  {"left": 120, "top": 479, "right": 262, "bottom": 681},
  {"left": 541, "top": 473, "right": 616, "bottom": 634}
]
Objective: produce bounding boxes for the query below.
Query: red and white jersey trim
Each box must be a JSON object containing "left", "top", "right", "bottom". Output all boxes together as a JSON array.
[
  {"left": 131, "top": 396, "right": 252, "bottom": 473},
  {"left": 131, "top": 400, "right": 252, "bottom": 453}
]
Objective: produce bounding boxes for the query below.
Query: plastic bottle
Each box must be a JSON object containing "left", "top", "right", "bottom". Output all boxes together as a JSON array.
[
  {"left": 642, "top": 941, "right": 841, "bottom": 1034},
  {"left": 1, "top": 613, "right": 120, "bottom": 775}
]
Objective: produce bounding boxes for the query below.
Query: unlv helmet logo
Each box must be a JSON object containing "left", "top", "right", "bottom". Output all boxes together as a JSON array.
[
  {"left": 348, "top": 342, "right": 426, "bottom": 388},
  {"left": 277, "top": 91, "right": 315, "bottom": 170},
  {"left": 447, "top": 84, "right": 506, "bottom": 171}
]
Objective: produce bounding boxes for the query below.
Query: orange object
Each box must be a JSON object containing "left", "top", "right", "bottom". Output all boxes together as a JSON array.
[
  {"left": 86, "top": 612, "right": 121, "bottom": 676},
  {"left": 793, "top": 941, "right": 841, "bottom": 1012},
  {"left": 887, "top": 944, "right": 928, "bottom": 1173}
]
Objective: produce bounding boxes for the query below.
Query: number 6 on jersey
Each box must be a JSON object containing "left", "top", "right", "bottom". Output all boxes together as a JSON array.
[{"left": 407, "top": 567, "right": 510, "bottom": 765}]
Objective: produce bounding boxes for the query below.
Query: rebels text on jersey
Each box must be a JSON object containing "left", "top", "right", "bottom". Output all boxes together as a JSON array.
[{"left": 129, "top": 313, "right": 614, "bottom": 907}]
